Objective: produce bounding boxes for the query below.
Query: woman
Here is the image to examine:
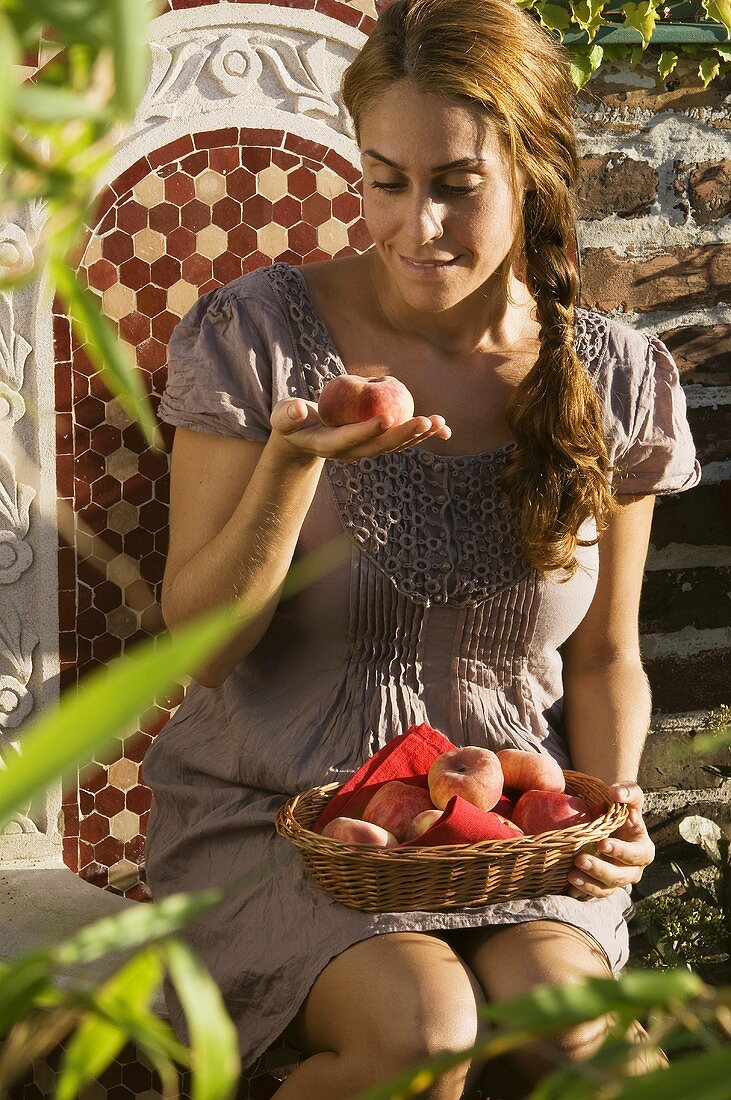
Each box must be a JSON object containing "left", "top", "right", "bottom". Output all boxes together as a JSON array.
[{"left": 143, "top": 0, "right": 701, "bottom": 1095}]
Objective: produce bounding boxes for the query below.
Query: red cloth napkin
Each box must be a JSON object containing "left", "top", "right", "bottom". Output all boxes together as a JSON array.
[
  {"left": 313, "top": 722, "right": 455, "bottom": 832},
  {"left": 398, "top": 795, "right": 519, "bottom": 847}
]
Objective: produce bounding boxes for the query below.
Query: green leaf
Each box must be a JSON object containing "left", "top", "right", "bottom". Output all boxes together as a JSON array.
[
  {"left": 538, "top": 2, "right": 573, "bottom": 36},
  {"left": 614, "top": 1046, "right": 731, "bottom": 1098},
  {"left": 13, "top": 84, "right": 109, "bottom": 123},
  {"left": 699, "top": 53, "right": 721, "bottom": 86},
  {"left": 51, "top": 261, "right": 160, "bottom": 450},
  {"left": 569, "top": 0, "right": 607, "bottom": 42},
  {"left": 161, "top": 939, "right": 240, "bottom": 1100},
  {"left": 569, "top": 44, "right": 604, "bottom": 88},
  {"left": 0, "top": 604, "right": 241, "bottom": 829},
  {"left": 703, "top": 0, "right": 731, "bottom": 34},
  {"left": 0, "top": 954, "right": 54, "bottom": 1036},
  {"left": 55, "top": 947, "right": 164, "bottom": 1100},
  {"left": 0, "top": 10, "right": 19, "bottom": 165},
  {"left": 658, "top": 50, "right": 679, "bottom": 79},
  {"left": 109, "top": 0, "right": 151, "bottom": 120},
  {"left": 622, "top": 1, "right": 661, "bottom": 49}
]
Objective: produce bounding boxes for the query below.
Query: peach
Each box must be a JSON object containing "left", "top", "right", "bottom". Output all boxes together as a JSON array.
[
  {"left": 321, "top": 817, "right": 398, "bottom": 847},
  {"left": 512, "top": 790, "right": 592, "bottom": 834},
  {"left": 318, "top": 374, "right": 415, "bottom": 428},
  {"left": 497, "top": 749, "right": 565, "bottom": 794},
  {"left": 362, "top": 780, "right": 435, "bottom": 842},
  {"left": 428, "top": 746, "right": 504, "bottom": 813},
  {"left": 404, "top": 808, "right": 444, "bottom": 841}
]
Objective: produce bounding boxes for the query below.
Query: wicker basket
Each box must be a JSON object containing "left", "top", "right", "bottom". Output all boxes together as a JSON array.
[{"left": 275, "top": 770, "right": 628, "bottom": 912}]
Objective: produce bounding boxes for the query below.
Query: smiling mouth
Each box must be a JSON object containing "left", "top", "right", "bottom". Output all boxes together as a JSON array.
[{"left": 399, "top": 255, "right": 456, "bottom": 268}]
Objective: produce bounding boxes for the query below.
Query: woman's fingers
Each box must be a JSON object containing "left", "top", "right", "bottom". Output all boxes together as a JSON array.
[{"left": 608, "top": 781, "right": 645, "bottom": 812}]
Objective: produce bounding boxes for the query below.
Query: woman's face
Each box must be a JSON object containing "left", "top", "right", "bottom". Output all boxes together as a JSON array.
[{"left": 359, "top": 80, "right": 529, "bottom": 314}]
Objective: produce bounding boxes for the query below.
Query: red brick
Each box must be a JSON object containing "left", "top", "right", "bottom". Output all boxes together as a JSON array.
[
  {"left": 646, "top": 649, "right": 731, "bottom": 714},
  {"left": 581, "top": 245, "right": 731, "bottom": 313}
]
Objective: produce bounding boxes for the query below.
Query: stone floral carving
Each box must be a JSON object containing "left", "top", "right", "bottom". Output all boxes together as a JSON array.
[
  {"left": 0, "top": 598, "right": 37, "bottom": 731},
  {"left": 0, "top": 455, "right": 34, "bottom": 584},
  {"left": 0, "top": 289, "right": 30, "bottom": 426},
  {"left": 0, "top": 740, "right": 39, "bottom": 835},
  {"left": 140, "top": 25, "right": 349, "bottom": 132},
  {"left": 0, "top": 222, "right": 35, "bottom": 283}
]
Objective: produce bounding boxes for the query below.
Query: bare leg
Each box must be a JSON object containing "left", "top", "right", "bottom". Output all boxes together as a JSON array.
[{"left": 273, "top": 931, "right": 489, "bottom": 1099}]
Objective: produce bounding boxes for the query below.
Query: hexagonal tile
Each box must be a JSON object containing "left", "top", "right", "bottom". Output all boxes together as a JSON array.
[
  {"left": 134, "top": 174, "right": 165, "bottom": 208},
  {"left": 125, "top": 577, "right": 155, "bottom": 611},
  {"left": 102, "top": 284, "right": 136, "bottom": 322},
  {"left": 119, "top": 257, "right": 151, "bottom": 290},
  {"left": 149, "top": 202, "right": 180, "bottom": 234},
  {"left": 106, "top": 447, "right": 139, "bottom": 481},
  {"left": 288, "top": 165, "right": 317, "bottom": 199},
  {"left": 196, "top": 223, "right": 228, "bottom": 260},
  {"left": 167, "top": 225, "right": 196, "bottom": 260},
  {"left": 105, "top": 396, "right": 134, "bottom": 430},
  {"left": 84, "top": 234, "right": 103, "bottom": 266},
  {"left": 132, "top": 228, "right": 166, "bottom": 262},
  {"left": 181, "top": 253, "right": 212, "bottom": 285},
  {"left": 167, "top": 279, "right": 199, "bottom": 316},
  {"left": 136, "top": 284, "right": 167, "bottom": 318},
  {"left": 109, "top": 808, "right": 140, "bottom": 841},
  {"left": 317, "top": 217, "right": 349, "bottom": 255},
  {"left": 107, "top": 606, "right": 138, "bottom": 639},
  {"left": 150, "top": 254, "right": 182, "bottom": 287},
  {"left": 211, "top": 196, "right": 241, "bottom": 231},
  {"left": 194, "top": 168, "right": 226, "bottom": 203},
  {"left": 316, "top": 167, "right": 347, "bottom": 199},
  {"left": 81, "top": 811, "right": 109, "bottom": 842},
  {"left": 108, "top": 858, "right": 140, "bottom": 891},
  {"left": 119, "top": 310, "right": 151, "bottom": 345},
  {"left": 257, "top": 221, "right": 288, "bottom": 259},
  {"left": 108, "top": 757, "right": 138, "bottom": 794},
  {"left": 107, "top": 500, "right": 140, "bottom": 535},
  {"left": 257, "top": 163, "right": 288, "bottom": 202},
  {"left": 103, "top": 230, "right": 134, "bottom": 264},
  {"left": 181, "top": 199, "right": 210, "bottom": 233},
  {"left": 151, "top": 310, "right": 179, "bottom": 343},
  {"left": 164, "top": 171, "right": 195, "bottom": 205},
  {"left": 107, "top": 553, "right": 141, "bottom": 588},
  {"left": 117, "top": 200, "right": 147, "bottom": 235},
  {"left": 96, "top": 784, "right": 125, "bottom": 816}
]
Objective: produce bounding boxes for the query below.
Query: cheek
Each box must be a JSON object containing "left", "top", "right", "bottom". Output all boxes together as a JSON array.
[{"left": 362, "top": 198, "right": 399, "bottom": 243}]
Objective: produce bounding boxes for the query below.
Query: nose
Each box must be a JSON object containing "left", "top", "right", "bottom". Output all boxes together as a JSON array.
[{"left": 409, "top": 192, "right": 445, "bottom": 242}]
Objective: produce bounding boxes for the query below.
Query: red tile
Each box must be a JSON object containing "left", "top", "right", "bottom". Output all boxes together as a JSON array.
[
  {"left": 125, "top": 882, "right": 152, "bottom": 902},
  {"left": 242, "top": 195, "right": 273, "bottom": 228},
  {"left": 90, "top": 185, "right": 116, "bottom": 226},
  {"left": 127, "top": 730, "right": 155, "bottom": 761},
  {"left": 324, "top": 147, "right": 361, "bottom": 184},
  {"left": 117, "top": 200, "right": 148, "bottom": 235},
  {"left": 241, "top": 146, "right": 271, "bottom": 173},
  {"left": 148, "top": 135, "right": 194, "bottom": 169},
  {"left": 119, "top": 310, "right": 151, "bottom": 345},
  {"left": 288, "top": 165, "right": 317, "bottom": 199},
  {"left": 150, "top": 310, "right": 179, "bottom": 343},
  {"left": 81, "top": 811, "right": 110, "bottom": 843},
  {"left": 227, "top": 167, "right": 257, "bottom": 203},
  {"left": 124, "top": 527, "right": 155, "bottom": 558},
  {"left": 139, "top": 499, "right": 168, "bottom": 532},
  {"left": 60, "top": 666, "right": 77, "bottom": 691},
  {"left": 271, "top": 149, "right": 299, "bottom": 171},
  {"left": 150, "top": 253, "right": 182, "bottom": 286},
  {"left": 137, "top": 337, "right": 168, "bottom": 371},
  {"left": 124, "top": 834, "right": 145, "bottom": 862},
  {"left": 181, "top": 151, "right": 208, "bottom": 176},
  {"left": 98, "top": 209, "right": 116, "bottom": 234},
  {"left": 182, "top": 253, "right": 213, "bottom": 284},
  {"left": 284, "top": 134, "right": 327, "bottom": 162},
  {"left": 272, "top": 195, "right": 301, "bottom": 228},
  {"left": 63, "top": 837, "right": 79, "bottom": 872},
  {"left": 103, "top": 230, "right": 134, "bottom": 264},
  {"left": 136, "top": 285, "right": 167, "bottom": 318},
  {"left": 164, "top": 171, "right": 196, "bottom": 206},
  {"left": 87, "top": 258, "right": 117, "bottom": 291},
  {"left": 149, "top": 202, "right": 181, "bottom": 234},
  {"left": 77, "top": 607, "right": 107, "bottom": 640},
  {"left": 348, "top": 219, "right": 373, "bottom": 250},
  {"left": 92, "top": 632, "right": 123, "bottom": 663},
  {"left": 316, "top": 0, "right": 360, "bottom": 25},
  {"left": 92, "top": 422, "right": 123, "bottom": 455},
  {"left": 302, "top": 192, "right": 331, "bottom": 223},
  {"left": 80, "top": 861, "right": 109, "bottom": 887},
  {"left": 195, "top": 127, "right": 239, "bottom": 149},
  {"left": 93, "top": 835, "right": 125, "bottom": 865},
  {"left": 332, "top": 190, "right": 362, "bottom": 223},
  {"left": 74, "top": 446, "right": 105, "bottom": 479},
  {"left": 209, "top": 146, "right": 240, "bottom": 174},
  {"left": 119, "top": 257, "right": 150, "bottom": 290},
  {"left": 275, "top": 248, "right": 302, "bottom": 265},
  {"left": 228, "top": 223, "right": 257, "bottom": 256},
  {"left": 167, "top": 226, "right": 196, "bottom": 260},
  {"left": 56, "top": 411, "right": 73, "bottom": 454},
  {"left": 79, "top": 501, "right": 107, "bottom": 535},
  {"left": 211, "top": 196, "right": 241, "bottom": 230},
  {"left": 56, "top": 363, "right": 73, "bottom": 414},
  {"left": 138, "top": 448, "right": 167, "bottom": 480},
  {"left": 241, "top": 250, "right": 269, "bottom": 273},
  {"left": 239, "top": 126, "right": 283, "bottom": 148},
  {"left": 96, "top": 784, "right": 125, "bottom": 816},
  {"left": 180, "top": 198, "right": 211, "bottom": 232},
  {"left": 212, "top": 252, "right": 244, "bottom": 284},
  {"left": 126, "top": 784, "right": 153, "bottom": 814},
  {"left": 94, "top": 579, "right": 124, "bottom": 613},
  {"left": 289, "top": 221, "right": 318, "bottom": 254},
  {"left": 58, "top": 544, "right": 77, "bottom": 590},
  {"left": 141, "top": 550, "right": 167, "bottom": 584},
  {"left": 91, "top": 474, "right": 122, "bottom": 507},
  {"left": 112, "top": 158, "right": 152, "bottom": 197}
]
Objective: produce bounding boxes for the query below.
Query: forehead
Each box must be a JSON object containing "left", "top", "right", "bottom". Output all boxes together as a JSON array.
[{"left": 358, "top": 81, "right": 508, "bottom": 168}]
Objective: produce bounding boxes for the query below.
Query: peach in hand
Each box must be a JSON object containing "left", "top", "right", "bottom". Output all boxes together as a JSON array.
[
  {"left": 362, "top": 780, "right": 435, "bottom": 842},
  {"left": 428, "top": 746, "right": 504, "bottom": 813},
  {"left": 497, "top": 749, "right": 565, "bottom": 794},
  {"left": 512, "top": 790, "right": 592, "bottom": 834},
  {"left": 318, "top": 374, "right": 415, "bottom": 428},
  {"left": 321, "top": 817, "right": 398, "bottom": 847}
]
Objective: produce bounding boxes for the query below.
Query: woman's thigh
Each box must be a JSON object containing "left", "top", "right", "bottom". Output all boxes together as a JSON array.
[{"left": 282, "top": 931, "right": 486, "bottom": 1080}]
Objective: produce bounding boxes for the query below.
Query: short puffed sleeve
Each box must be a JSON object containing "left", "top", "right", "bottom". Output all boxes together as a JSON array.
[
  {"left": 158, "top": 272, "right": 294, "bottom": 439},
  {"left": 609, "top": 330, "right": 702, "bottom": 496}
]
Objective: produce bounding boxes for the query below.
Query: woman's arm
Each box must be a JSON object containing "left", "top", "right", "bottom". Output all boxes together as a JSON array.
[
  {"left": 559, "top": 493, "right": 658, "bottom": 897},
  {"left": 162, "top": 398, "right": 450, "bottom": 687}
]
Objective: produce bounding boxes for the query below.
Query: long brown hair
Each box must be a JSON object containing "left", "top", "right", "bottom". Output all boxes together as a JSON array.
[{"left": 341, "top": 0, "right": 619, "bottom": 580}]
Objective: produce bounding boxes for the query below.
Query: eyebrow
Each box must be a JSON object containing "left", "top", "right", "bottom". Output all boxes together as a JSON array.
[{"left": 362, "top": 150, "right": 491, "bottom": 173}]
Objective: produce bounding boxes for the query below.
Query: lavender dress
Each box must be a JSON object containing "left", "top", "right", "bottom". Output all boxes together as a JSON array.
[{"left": 143, "top": 261, "right": 701, "bottom": 1067}]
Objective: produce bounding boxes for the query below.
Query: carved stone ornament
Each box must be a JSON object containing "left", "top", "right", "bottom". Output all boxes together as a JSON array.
[
  {"left": 0, "top": 598, "right": 38, "bottom": 731},
  {"left": 0, "top": 740, "right": 39, "bottom": 836},
  {"left": 138, "top": 7, "right": 362, "bottom": 140},
  {"left": 0, "top": 284, "right": 31, "bottom": 428}
]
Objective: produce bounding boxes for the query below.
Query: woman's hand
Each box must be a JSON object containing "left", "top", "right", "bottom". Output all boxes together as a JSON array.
[
  {"left": 269, "top": 398, "right": 451, "bottom": 463},
  {"left": 566, "top": 781, "right": 655, "bottom": 900}
]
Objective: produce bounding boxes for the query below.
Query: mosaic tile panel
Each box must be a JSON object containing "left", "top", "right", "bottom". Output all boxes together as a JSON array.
[
  {"left": 160, "top": 0, "right": 386, "bottom": 35},
  {"left": 56, "top": 127, "right": 369, "bottom": 897}
]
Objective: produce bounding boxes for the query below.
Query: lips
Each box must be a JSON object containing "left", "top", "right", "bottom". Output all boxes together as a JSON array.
[{"left": 399, "top": 255, "right": 457, "bottom": 273}]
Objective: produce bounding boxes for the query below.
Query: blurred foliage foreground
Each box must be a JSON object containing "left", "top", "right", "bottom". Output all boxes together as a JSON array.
[{"left": 2, "top": 0, "right": 731, "bottom": 1097}]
